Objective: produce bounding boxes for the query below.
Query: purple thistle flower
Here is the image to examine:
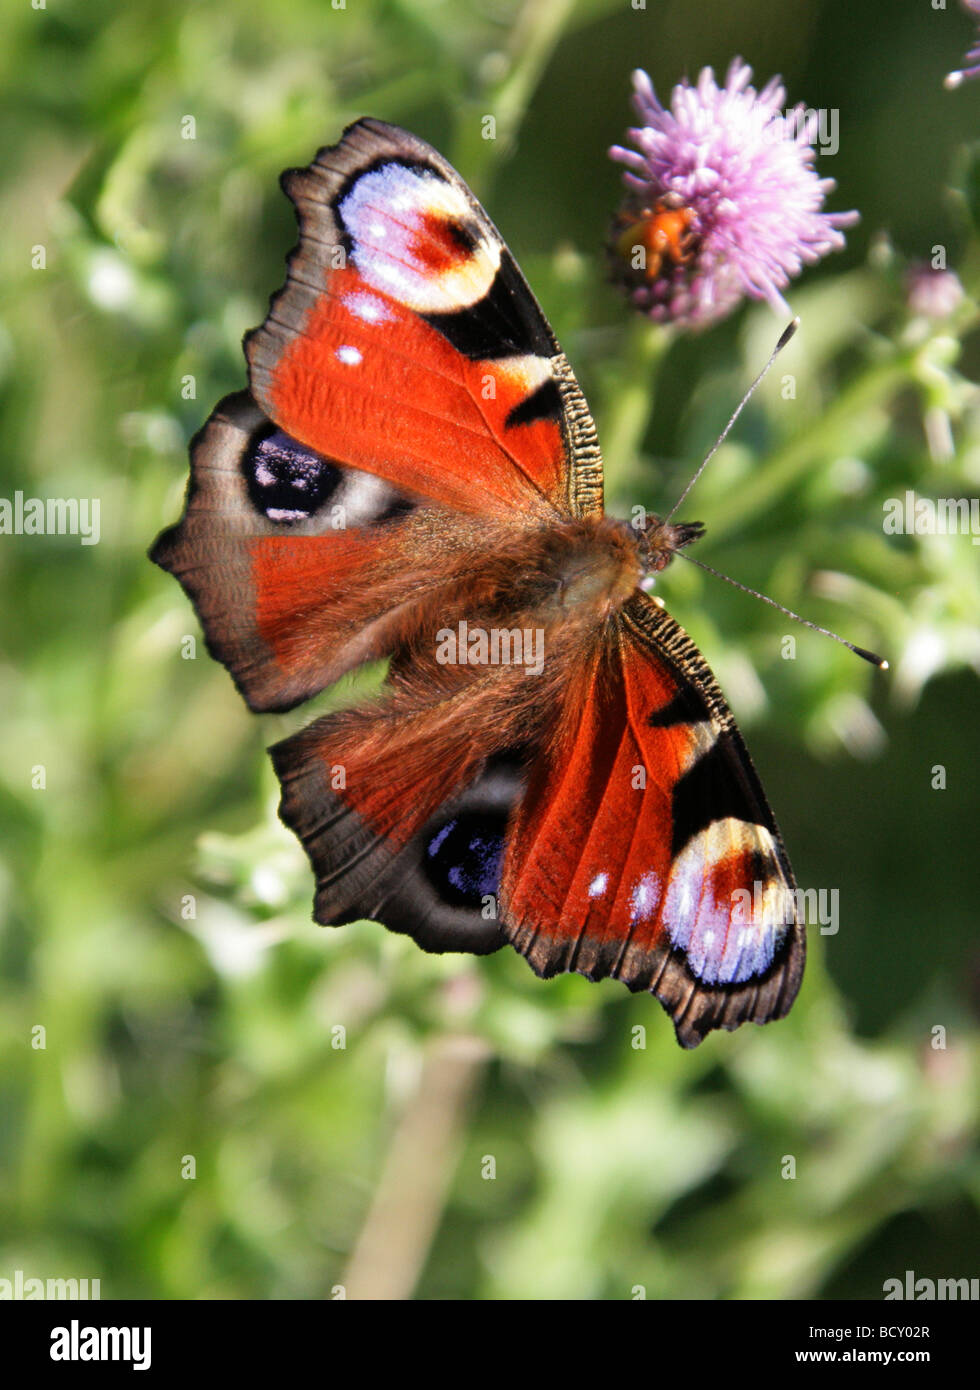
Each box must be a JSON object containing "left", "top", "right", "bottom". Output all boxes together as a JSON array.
[
  {"left": 608, "top": 59, "right": 858, "bottom": 329},
  {"left": 945, "top": 0, "right": 980, "bottom": 88}
]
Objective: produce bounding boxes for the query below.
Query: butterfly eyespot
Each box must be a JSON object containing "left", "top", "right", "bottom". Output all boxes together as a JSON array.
[
  {"left": 424, "top": 812, "right": 505, "bottom": 909},
  {"left": 242, "top": 427, "right": 342, "bottom": 523}
]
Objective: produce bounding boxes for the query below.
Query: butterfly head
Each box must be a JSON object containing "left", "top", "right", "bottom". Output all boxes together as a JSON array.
[{"left": 639, "top": 514, "right": 705, "bottom": 575}]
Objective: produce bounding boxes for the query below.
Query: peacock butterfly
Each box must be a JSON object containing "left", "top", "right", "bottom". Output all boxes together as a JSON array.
[{"left": 151, "top": 119, "right": 805, "bottom": 1048}]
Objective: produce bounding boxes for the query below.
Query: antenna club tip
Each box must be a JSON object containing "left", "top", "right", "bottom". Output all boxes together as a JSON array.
[
  {"left": 852, "top": 644, "right": 889, "bottom": 669},
  {"left": 776, "top": 318, "right": 800, "bottom": 352}
]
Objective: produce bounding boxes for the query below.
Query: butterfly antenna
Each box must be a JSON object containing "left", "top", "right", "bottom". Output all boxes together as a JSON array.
[
  {"left": 663, "top": 318, "right": 800, "bottom": 524},
  {"left": 673, "top": 549, "right": 889, "bottom": 669}
]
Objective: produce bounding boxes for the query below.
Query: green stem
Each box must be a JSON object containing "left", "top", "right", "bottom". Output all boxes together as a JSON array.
[
  {"left": 599, "top": 317, "right": 671, "bottom": 491},
  {"left": 450, "top": 0, "right": 574, "bottom": 188},
  {"left": 491, "top": 0, "right": 574, "bottom": 146}
]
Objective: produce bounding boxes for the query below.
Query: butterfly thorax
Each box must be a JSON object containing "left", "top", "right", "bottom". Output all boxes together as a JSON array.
[
  {"left": 545, "top": 514, "right": 643, "bottom": 616},
  {"left": 453, "top": 513, "right": 705, "bottom": 635}
]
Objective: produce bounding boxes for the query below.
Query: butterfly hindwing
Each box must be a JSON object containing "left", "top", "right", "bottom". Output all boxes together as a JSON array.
[
  {"left": 500, "top": 593, "right": 805, "bottom": 1048},
  {"left": 269, "top": 677, "right": 536, "bottom": 955}
]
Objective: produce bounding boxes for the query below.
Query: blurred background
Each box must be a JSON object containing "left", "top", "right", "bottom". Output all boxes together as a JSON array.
[{"left": 0, "top": 0, "right": 978, "bottom": 1300}]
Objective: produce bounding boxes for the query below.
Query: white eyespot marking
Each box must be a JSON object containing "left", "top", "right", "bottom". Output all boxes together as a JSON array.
[
  {"left": 336, "top": 345, "right": 362, "bottom": 366},
  {"left": 588, "top": 872, "right": 609, "bottom": 900},
  {"left": 339, "top": 163, "right": 500, "bottom": 314},
  {"left": 373, "top": 262, "right": 405, "bottom": 289},
  {"left": 343, "top": 291, "right": 392, "bottom": 324},
  {"left": 255, "top": 462, "right": 276, "bottom": 486},
  {"left": 629, "top": 870, "right": 661, "bottom": 923},
  {"left": 335, "top": 472, "right": 405, "bottom": 528},
  {"left": 662, "top": 819, "right": 794, "bottom": 984}
]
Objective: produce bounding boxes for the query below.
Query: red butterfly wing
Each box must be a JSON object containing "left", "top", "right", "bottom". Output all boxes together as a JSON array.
[
  {"left": 153, "top": 120, "right": 604, "bottom": 712},
  {"left": 500, "top": 593, "right": 805, "bottom": 1048},
  {"left": 246, "top": 118, "right": 603, "bottom": 522},
  {"left": 151, "top": 392, "right": 477, "bottom": 711},
  {"left": 269, "top": 672, "right": 530, "bottom": 956}
]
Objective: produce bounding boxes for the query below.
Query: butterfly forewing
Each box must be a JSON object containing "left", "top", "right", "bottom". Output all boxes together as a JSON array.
[{"left": 246, "top": 118, "right": 603, "bottom": 523}]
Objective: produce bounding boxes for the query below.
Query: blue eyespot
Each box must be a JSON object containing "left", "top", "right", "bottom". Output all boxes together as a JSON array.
[
  {"left": 243, "top": 428, "right": 341, "bottom": 522},
  {"left": 424, "top": 814, "right": 504, "bottom": 907}
]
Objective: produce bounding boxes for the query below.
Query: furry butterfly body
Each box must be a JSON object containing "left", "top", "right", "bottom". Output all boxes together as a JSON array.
[{"left": 152, "top": 119, "right": 804, "bottom": 1047}]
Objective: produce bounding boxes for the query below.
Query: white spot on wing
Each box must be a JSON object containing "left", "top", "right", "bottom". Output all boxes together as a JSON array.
[
  {"left": 343, "top": 292, "right": 392, "bottom": 324},
  {"left": 629, "top": 870, "right": 661, "bottom": 923},
  {"left": 336, "top": 345, "right": 362, "bottom": 365},
  {"left": 588, "top": 872, "right": 609, "bottom": 900}
]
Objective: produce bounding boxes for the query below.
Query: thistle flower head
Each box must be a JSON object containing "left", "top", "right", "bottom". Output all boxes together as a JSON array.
[{"left": 608, "top": 59, "right": 858, "bottom": 328}]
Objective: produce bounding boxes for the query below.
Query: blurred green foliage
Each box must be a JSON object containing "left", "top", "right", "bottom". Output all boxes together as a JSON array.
[{"left": 1, "top": 0, "right": 978, "bottom": 1300}]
